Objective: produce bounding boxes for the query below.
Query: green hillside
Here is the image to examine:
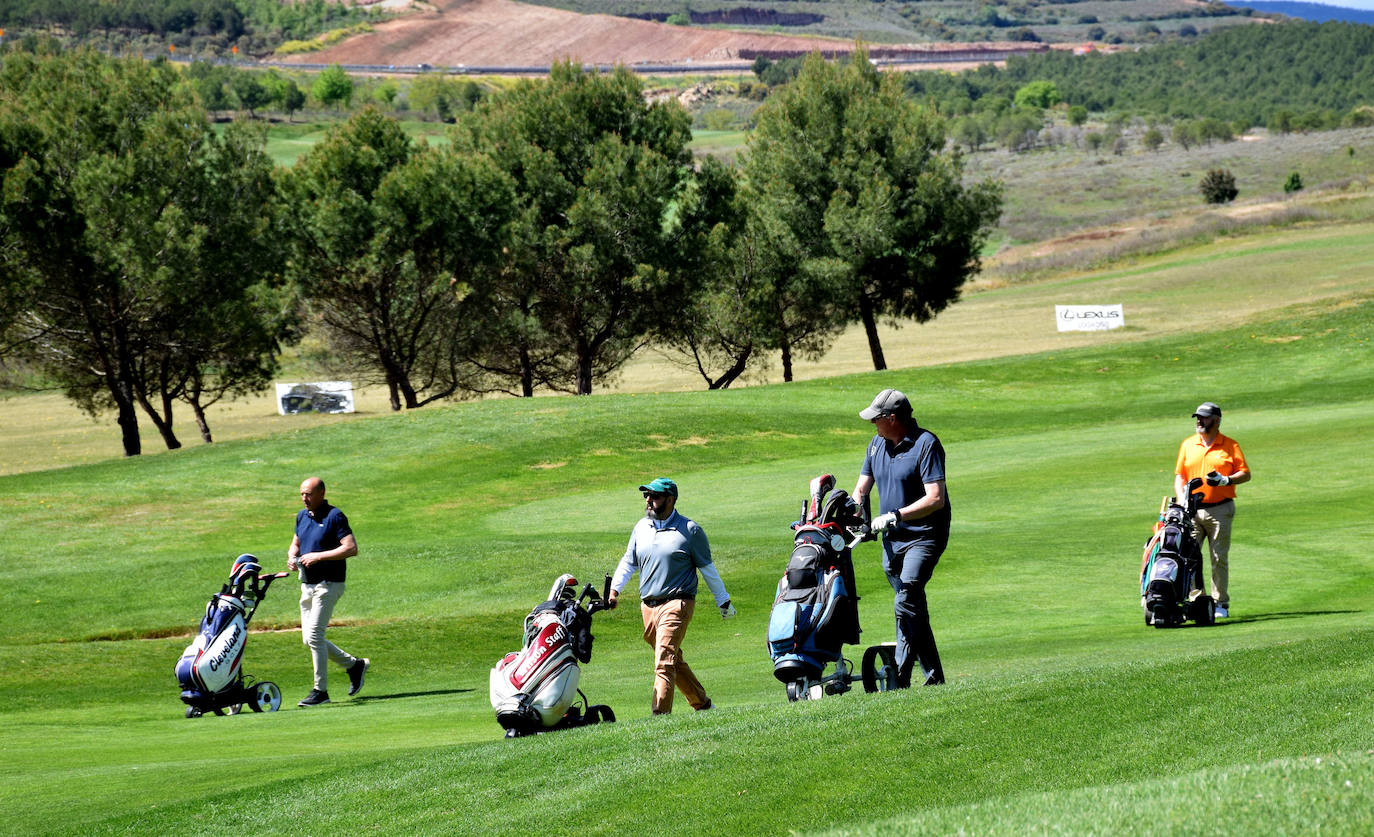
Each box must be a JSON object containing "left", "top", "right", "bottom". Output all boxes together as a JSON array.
[{"left": 2, "top": 220, "right": 1372, "bottom": 833}]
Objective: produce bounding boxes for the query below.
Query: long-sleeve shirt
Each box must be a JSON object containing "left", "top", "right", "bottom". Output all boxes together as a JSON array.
[{"left": 611, "top": 510, "right": 729, "bottom": 606}]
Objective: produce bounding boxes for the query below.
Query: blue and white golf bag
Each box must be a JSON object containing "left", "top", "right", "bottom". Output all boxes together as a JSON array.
[
  {"left": 175, "top": 555, "right": 286, "bottom": 716},
  {"left": 768, "top": 475, "right": 863, "bottom": 686},
  {"left": 176, "top": 588, "right": 250, "bottom": 700}
]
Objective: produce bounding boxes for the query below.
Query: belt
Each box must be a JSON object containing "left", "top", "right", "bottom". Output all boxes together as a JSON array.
[
  {"left": 642, "top": 594, "right": 694, "bottom": 608},
  {"left": 1198, "top": 498, "right": 1234, "bottom": 509}
]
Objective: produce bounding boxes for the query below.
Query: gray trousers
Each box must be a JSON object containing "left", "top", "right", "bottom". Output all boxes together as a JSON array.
[{"left": 882, "top": 535, "right": 947, "bottom": 687}]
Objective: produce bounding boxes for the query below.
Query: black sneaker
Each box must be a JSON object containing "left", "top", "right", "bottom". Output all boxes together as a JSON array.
[
  {"left": 347, "top": 658, "right": 370, "bottom": 697},
  {"left": 298, "top": 689, "right": 330, "bottom": 707}
]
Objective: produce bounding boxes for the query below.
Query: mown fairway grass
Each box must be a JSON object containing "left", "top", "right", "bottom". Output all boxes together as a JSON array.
[{"left": 1, "top": 241, "right": 1371, "bottom": 834}]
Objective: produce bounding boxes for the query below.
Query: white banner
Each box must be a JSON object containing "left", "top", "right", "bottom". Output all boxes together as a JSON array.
[
  {"left": 276, "top": 381, "right": 355, "bottom": 415},
  {"left": 1055, "top": 304, "right": 1124, "bottom": 332}
]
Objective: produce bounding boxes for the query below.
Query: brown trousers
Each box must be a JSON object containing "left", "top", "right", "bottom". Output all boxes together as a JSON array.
[{"left": 641, "top": 598, "right": 709, "bottom": 714}]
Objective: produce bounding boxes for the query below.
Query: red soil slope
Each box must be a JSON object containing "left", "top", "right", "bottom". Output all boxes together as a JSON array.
[{"left": 283, "top": 0, "right": 1041, "bottom": 68}]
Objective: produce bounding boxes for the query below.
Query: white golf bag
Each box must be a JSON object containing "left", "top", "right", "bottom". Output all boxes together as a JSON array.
[{"left": 489, "top": 574, "right": 615, "bottom": 738}]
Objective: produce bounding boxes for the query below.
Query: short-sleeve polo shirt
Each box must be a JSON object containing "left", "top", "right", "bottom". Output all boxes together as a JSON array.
[
  {"left": 296, "top": 503, "right": 352, "bottom": 584},
  {"left": 861, "top": 427, "right": 951, "bottom": 544},
  {"left": 1175, "top": 433, "right": 1249, "bottom": 505}
]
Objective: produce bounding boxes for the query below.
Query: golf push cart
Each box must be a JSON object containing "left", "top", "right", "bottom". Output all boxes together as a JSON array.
[
  {"left": 176, "top": 554, "right": 291, "bottom": 717},
  {"left": 1141, "top": 477, "right": 1217, "bottom": 628},
  {"left": 489, "top": 574, "right": 617, "bottom": 738},
  {"left": 767, "top": 474, "right": 902, "bottom": 701}
]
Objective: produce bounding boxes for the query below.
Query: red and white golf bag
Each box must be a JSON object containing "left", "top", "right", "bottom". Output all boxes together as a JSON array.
[{"left": 489, "top": 574, "right": 615, "bottom": 737}]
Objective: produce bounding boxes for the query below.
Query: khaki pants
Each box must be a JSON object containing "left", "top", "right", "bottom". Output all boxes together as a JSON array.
[
  {"left": 300, "top": 581, "right": 357, "bottom": 692},
  {"left": 641, "top": 598, "right": 709, "bottom": 714},
  {"left": 1193, "top": 500, "right": 1235, "bottom": 607}
]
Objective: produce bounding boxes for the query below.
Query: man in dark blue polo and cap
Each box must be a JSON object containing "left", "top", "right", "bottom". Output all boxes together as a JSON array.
[
  {"left": 852, "top": 389, "right": 950, "bottom": 687},
  {"left": 608, "top": 477, "right": 735, "bottom": 714}
]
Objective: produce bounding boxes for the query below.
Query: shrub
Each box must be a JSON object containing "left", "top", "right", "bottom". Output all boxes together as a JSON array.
[
  {"left": 1283, "top": 171, "right": 1304, "bottom": 194},
  {"left": 1200, "top": 168, "right": 1238, "bottom": 204},
  {"left": 701, "top": 108, "right": 736, "bottom": 131}
]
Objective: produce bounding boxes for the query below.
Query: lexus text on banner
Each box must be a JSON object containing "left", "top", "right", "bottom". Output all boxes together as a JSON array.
[{"left": 1055, "top": 304, "right": 1124, "bottom": 332}]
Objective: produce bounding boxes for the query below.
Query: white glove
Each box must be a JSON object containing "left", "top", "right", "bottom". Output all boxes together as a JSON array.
[
  {"left": 873, "top": 512, "right": 900, "bottom": 533},
  {"left": 1205, "top": 470, "right": 1231, "bottom": 487},
  {"left": 719, "top": 601, "right": 737, "bottom": 619}
]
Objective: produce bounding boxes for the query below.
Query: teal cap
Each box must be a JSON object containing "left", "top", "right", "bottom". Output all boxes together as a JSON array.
[{"left": 638, "top": 477, "right": 678, "bottom": 498}]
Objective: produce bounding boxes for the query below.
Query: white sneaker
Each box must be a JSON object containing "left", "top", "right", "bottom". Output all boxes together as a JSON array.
[{"left": 1214, "top": 605, "right": 1229, "bottom": 619}]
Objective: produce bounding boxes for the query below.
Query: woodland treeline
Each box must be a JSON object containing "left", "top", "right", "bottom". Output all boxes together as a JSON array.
[
  {"left": 0, "top": 47, "right": 1000, "bottom": 457},
  {"left": 909, "top": 21, "right": 1374, "bottom": 133},
  {"left": 0, "top": 0, "right": 377, "bottom": 55}
]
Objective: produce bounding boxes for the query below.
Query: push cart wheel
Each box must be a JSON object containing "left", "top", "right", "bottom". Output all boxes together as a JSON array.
[
  {"left": 587, "top": 705, "right": 616, "bottom": 724},
  {"left": 185, "top": 706, "right": 202, "bottom": 719},
  {"left": 250, "top": 681, "right": 283, "bottom": 713},
  {"left": 225, "top": 703, "right": 243, "bottom": 716},
  {"left": 861, "top": 644, "right": 899, "bottom": 693},
  {"left": 1190, "top": 596, "right": 1215, "bottom": 626},
  {"left": 785, "top": 681, "right": 805, "bottom": 702}
]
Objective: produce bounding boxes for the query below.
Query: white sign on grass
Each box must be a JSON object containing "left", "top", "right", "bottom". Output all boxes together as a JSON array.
[
  {"left": 275, "top": 381, "right": 355, "bottom": 415},
  {"left": 1055, "top": 304, "right": 1124, "bottom": 332}
]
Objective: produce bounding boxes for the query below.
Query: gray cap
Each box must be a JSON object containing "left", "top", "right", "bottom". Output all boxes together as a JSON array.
[
  {"left": 860, "top": 389, "right": 910, "bottom": 421},
  {"left": 1192, "top": 402, "right": 1222, "bottom": 419}
]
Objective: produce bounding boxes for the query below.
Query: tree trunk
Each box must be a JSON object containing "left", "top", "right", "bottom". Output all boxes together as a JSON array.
[
  {"left": 777, "top": 307, "right": 794, "bottom": 382},
  {"left": 519, "top": 343, "right": 534, "bottom": 397},
  {"left": 859, "top": 292, "right": 887, "bottom": 371},
  {"left": 190, "top": 398, "right": 214, "bottom": 443},
  {"left": 136, "top": 392, "right": 182, "bottom": 450},
  {"left": 708, "top": 344, "right": 752, "bottom": 390},
  {"left": 115, "top": 396, "right": 142, "bottom": 457},
  {"left": 576, "top": 350, "right": 593, "bottom": 395},
  {"left": 386, "top": 379, "right": 401, "bottom": 412}
]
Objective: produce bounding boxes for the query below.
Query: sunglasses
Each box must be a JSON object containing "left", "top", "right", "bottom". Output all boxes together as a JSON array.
[{"left": 642, "top": 492, "right": 668, "bottom": 500}]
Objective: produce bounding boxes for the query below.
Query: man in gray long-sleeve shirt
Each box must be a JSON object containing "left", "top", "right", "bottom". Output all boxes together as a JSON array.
[{"left": 608, "top": 477, "right": 735, "bottom": 714}]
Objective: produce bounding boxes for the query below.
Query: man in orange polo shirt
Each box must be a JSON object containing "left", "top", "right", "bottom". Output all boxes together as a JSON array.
[{"left": 1174, "top": 402, "right": 1251, "bottom": 619}]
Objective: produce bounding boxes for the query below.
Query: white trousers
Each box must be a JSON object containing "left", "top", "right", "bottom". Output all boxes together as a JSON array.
[{"left": 300, "top": 581, "right": 357, "bottom": 692}]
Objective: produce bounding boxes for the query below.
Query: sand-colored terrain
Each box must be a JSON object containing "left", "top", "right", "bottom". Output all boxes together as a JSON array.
[{"left": 283, "top": 0, "right": 1043, "bottom": 69}]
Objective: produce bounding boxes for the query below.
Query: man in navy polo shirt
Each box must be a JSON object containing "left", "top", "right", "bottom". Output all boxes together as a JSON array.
[
  {"left": 852, "top": 389, "right": 949, "bottom": 687},
  {"left": 288, "top": 476, "right": 369, "bottom": 707}
]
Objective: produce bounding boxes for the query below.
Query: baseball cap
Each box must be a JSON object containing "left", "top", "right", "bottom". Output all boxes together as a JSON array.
[
  {"left": 638, "top": 477, "right": 678, "bottom": 498},
  {"left": 859, "top": 388, "right": 910, "bottom": 421},
  {"left": 1192, "top": 402, "right": 1222, "bottom": 419}
]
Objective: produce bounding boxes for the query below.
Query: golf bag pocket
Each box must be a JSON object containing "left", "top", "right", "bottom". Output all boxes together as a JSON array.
[
  {"left": 768, "top": 569, "right": 850, "bottom": 659},
  {"left": 175, "top": 594, "right": 247, "bottom": 697},
  {"left": 1146, "top": 555, "right": 1180, "bottom": 601}
]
